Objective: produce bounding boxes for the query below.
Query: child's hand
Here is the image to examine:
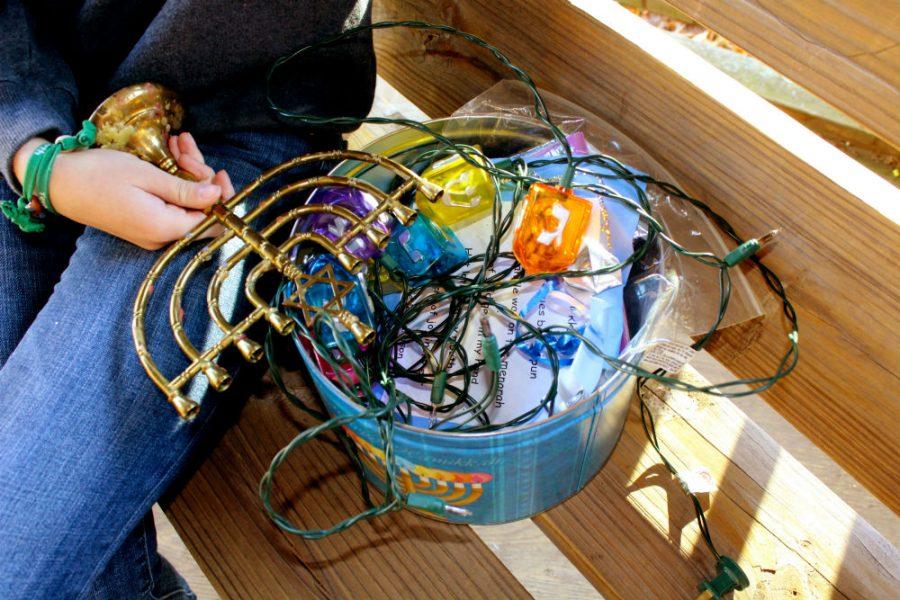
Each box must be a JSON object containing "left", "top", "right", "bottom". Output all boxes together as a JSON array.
[{"left": 13, "top": 132, "right": 234, "bottom": 250}]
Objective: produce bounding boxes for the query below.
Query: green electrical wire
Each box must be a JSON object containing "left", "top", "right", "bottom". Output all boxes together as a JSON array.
[
  {"left": 267, "top": 20, "right": 578, "bottom": 188},
  {"left": 257, "top": 21, "right": 799, "bottom": 592}
]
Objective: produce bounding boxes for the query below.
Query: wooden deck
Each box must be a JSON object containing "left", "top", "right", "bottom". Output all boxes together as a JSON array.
[
  {"left": 371, "top": 0, "right": 900, "bottom": 512},
  {"left": 162, "top": 1, "right": 899, "bottom": 597},
  {"left": 163, "top": 357, "right": 898, "bottom": 598}
]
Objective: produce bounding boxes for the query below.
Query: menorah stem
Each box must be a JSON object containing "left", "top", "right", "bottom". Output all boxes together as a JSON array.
[
  {"left": 241, "top": 230, "right": 336, "bottom": 332},
  {"left": 210, "top": 204, "right": 303, "bottom": 280}
]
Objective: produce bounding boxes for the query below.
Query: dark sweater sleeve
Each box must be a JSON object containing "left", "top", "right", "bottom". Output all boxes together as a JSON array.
[{"left": 0, "top": 0, "right": 78, "bottom": 193}]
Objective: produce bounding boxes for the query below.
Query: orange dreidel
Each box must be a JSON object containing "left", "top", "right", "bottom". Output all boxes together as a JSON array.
[{"left": 512, "top": 183, "right": 593, "bottom": 274}]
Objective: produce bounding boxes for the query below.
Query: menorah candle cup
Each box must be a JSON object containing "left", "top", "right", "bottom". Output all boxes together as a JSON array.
[
  {"left": 336, "top": 251, "right": 363, "bottom": 275},
  {"left": 389, "top": 203, "right": 418, "bottom": 226},
  {"left": 337, "top": 312, "right": 376, "bottom": 346},
  {"left": 235, "top": 336, "right": 265, "bottom": 363},
  {"left": 169, "top": 393, "right": 200, "bottom": 421},
  {"left": 266, "top": 309, "right": 295, "bottom": 335},
  {"left": 90, "top": 83, "right": 195, "bottom": 180},
  {"left": 365, "top": 226, "right": 391, "bottom": 247},
  {"left": 201, "top": 361, "right": 232, "bottom": 392},
  {"left": 416, "top": 180, "right": 445, "bottom": 204}
]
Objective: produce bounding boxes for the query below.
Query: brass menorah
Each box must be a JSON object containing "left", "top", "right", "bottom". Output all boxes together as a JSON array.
[
  {"left": 133, "top": 149, "right": 442, "bottom": 419},
  {"left": 102, "top": 85, "right": 444, "bottom": 420}
]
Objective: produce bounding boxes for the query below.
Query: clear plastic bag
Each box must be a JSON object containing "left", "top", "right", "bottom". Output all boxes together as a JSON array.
[
  {"left": 449, "top": 80, "right": 764, "bottom": 343},
  {"left": 306, "top": 79, "right": 765, "bottom": 427}
]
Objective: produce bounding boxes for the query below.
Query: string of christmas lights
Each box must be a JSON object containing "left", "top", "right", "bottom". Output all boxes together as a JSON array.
[{"left": 259, "top": 20, "right": 798, "bottom": 598}]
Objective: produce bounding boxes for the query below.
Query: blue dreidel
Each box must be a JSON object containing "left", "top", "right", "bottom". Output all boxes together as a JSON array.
[
  {"left": 381, "top": 213, "right": 468, "bottom": 277},
  {"left": 516, "top": 278, "right": 587, "bottom": 366},
  {"left": 558, "top": 284, "right": 625, "bottom": 404}
]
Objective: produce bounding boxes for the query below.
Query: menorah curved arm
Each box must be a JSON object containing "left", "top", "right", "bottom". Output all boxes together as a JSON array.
[
  {"left": 169, "top": 176, "right": 389, "bottom": 382},
  {"left": 220, "top": 149, "right": 442, "bottom": 214},
  {"left": 134, "top": 150, "right": 443, "bottom": 420},
  {"left": 137, "top": 225, "right": 352, "bottom": 418}
]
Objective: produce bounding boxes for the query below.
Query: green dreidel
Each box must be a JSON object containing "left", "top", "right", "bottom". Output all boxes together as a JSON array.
[{"left": 696, "top": 556, "right": 749, "bottom": 599}]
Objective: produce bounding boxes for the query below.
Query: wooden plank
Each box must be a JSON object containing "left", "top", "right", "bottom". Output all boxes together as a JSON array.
[
  {"left": 154, "top": 506, "right": 220, "bottom": 599},
  {"left": 690, "top": 352, "right": 900, "bottom": 545},
  {"left": 372, "top": 0, "right": 900, "bottom": 512},
  {"left": 470, "top": 521, "right": 603, "bottom": 599},
  {"left": 533, "top": 364, "right": 900, "bottom": 599},
  {"left": 343, "top": 82, "right": 899, "bottom": 599},
  {"left": 158, "top": 72, "right": 900, "bottom": 600},
  {"left": 662, "top": 0, "right": 900, "bottom": 148},
  {"left": 164, "top": 373, "right": 529, "bottom": 600},
  {"left": 164, "top": 357, "right": 899, "bottom": 598}
]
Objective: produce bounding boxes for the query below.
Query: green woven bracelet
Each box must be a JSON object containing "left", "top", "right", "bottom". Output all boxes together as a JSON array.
[
  {"left": 34, "top": 143, "right": 62, "bottom": 214},
  {"left": 1, "top": 120, "right": 97, "bottom": 233},
  {"left": 22, "top": 143, "right": 52, "bottom": 211}
]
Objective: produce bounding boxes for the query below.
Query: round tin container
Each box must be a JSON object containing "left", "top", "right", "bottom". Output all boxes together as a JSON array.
[{"left": 295, "top": 116, "right": 665, "bottom": 524}]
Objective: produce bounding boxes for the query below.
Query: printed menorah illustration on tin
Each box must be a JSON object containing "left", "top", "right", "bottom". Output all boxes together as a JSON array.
[
  {"left": 132, "top": 149, "right": 443, "bottom": 420},
  {"left": 345, "top": 430, "right": 492, "bottom": 510}
]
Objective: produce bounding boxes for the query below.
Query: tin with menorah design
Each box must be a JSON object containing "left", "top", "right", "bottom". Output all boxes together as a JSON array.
[{"left": 294, "top": 116, "right": 669, "bottom": 524}]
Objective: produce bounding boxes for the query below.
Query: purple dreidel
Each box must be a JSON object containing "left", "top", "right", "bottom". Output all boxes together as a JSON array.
[{"left": 302, "top": 187, "right": 393, "bottom": 260}]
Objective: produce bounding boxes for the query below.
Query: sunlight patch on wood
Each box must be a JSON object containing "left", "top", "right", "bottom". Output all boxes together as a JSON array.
[{"left": 568, "top": 0, "right": 900, "bottom": 223}]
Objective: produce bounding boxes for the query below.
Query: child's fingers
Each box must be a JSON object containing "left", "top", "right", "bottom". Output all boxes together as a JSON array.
[
  {"left": 137, "top": 160, "right": 221, "bottom": 210},
  {"left": 178, "top": 153, "right": 216, "bottom": 182},
  {"left": 168, "top": 134, "right": 181, "bottom": 161},
  {"left": 177, "top": 132, "right": 205, "bottom": 164},
  {"left": 213, "top": 169, "right": 235, "bottom": 200},
  {"left": 130, "top": 188, "right": 211, "bottom": 244},
  {"left": 195, "top": 171, "right": 234, "bottom": 240},
  {"left": 196, "top": 221, "right": 226, "bottom": 239}
]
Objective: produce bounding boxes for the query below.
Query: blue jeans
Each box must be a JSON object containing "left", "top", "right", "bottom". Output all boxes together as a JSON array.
[{"left": 0, "top": 130, "right": 339, "bottom": 599}]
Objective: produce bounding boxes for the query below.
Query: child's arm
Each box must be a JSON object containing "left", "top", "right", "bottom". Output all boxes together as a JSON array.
[
  {"left": 1, "top": 2, "right": 233, "bottom": 248},
  {"left": 0, "top": 0, "right": 79, "bottom": 193},
  {"left": 13, "top": 133, "right": 233, "bottom": 249}
]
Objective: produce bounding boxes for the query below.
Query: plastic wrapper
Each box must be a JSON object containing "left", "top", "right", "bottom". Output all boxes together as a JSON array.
[
  {"left": 294, "top": 81, "right": 761, "bottom": 429},
  {"left": 449, "top": 80, "right": 764, "bottom": 342},
  {"left": 286, "top": 80, "right": 767, "bottom": 524}
]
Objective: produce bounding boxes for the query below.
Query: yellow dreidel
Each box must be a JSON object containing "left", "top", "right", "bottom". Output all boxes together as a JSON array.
[{"left": 414, "top": 146, "right": 495, "bottom": 226}]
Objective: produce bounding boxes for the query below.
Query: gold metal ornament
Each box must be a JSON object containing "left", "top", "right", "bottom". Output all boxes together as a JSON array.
[
  {"left": 132, "top": 148, "right": 443, "bottom": 420},
  {"left": 86, "top": 81, "right": 443, "bottom": 420},
  {"left": 282, "top": 262, "right": 376, "bottom": 346},
  {"left": 89, "top": 82, "right": 195, "bottom": 179}
]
